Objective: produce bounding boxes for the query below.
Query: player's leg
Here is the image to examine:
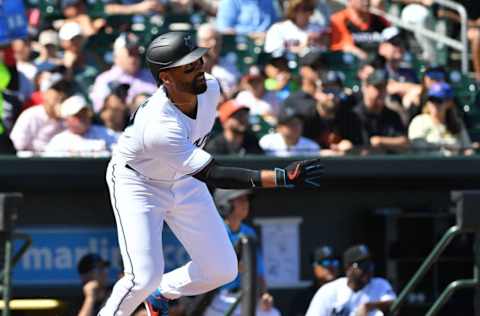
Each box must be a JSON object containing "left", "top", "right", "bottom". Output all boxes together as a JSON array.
[
  {"left": 98, "top": 163, "right": 167, "bottom": 316},
  {"left": 158, "top": 181, "right": 238, "bottom": 299}
]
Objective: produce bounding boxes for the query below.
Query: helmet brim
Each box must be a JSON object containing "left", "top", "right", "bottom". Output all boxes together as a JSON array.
[{"left": 148, "top": 47, "right": 209, "bottom": 70}]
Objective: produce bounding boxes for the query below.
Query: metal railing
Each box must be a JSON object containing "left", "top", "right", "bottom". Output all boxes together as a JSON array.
[{"left": 331, "top": 0, "right": 469, "bottom": 73}]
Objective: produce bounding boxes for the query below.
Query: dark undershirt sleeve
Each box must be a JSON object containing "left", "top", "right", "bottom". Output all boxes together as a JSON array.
[{"left": 192, "top": 159, "right": 263, "bottom": 189}]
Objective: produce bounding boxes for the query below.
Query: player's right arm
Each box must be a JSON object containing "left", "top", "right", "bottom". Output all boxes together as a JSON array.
[
  {"left": 143, "top": 117, "right": 324, "bottom": 188},
  {"left": 192, "top": 158, "right": 324, "bottom": 189}
]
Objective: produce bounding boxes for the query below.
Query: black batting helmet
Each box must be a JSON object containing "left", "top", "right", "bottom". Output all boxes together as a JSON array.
[
  {"left": 214, "top": 189, "right": 251, "bottom": 218},
  {"left": 146, "top": 31, "right": 208, "bottom": 84}
]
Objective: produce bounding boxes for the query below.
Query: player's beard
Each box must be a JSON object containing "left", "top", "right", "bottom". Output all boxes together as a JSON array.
[{"left": 191, "top": 73, "right": 207, "bottom": 94}]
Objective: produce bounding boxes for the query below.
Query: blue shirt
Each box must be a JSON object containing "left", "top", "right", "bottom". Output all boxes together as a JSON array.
[
  {"left": 216, "top": 0, "right": 279, "bottom": 34},
  {"left": 222, "top": 223, "right": 265, "bottom": 291}
]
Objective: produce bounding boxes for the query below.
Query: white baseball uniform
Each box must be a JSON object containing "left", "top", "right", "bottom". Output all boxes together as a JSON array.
[
  {"left": 305, "top": 277, "right": 396, "bottom": 316},
  {"left": 99, "top": 74, "right": 238, "bottom": 316}
]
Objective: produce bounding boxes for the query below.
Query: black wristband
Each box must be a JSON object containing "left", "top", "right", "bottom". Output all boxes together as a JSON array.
[{"left": 274, "top": 168, "right": 287, "bottom": 187}]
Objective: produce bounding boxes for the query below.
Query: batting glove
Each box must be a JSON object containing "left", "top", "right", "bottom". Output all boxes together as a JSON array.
[{"left": 275, "top": 158, "right": 324, "bottom": 188}]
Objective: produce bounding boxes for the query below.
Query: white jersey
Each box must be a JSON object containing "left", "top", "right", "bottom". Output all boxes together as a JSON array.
[
  {"left": 306, "top": 277, "right": 396, "bottom": 316},
  {"left": 113, "top": 73, "right": 220, "bottom": 181}
]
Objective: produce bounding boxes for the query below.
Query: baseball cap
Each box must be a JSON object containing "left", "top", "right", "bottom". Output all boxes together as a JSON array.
[
  {"left": 343, "top": 244, "right": 372, "bottom": 267},
  {"left": 277, "top": 107, "right": 303, "bottom": 125},
  {"left": 381, "top": 27, "right": 404, "bottom": 47},
  {"left": 424, "top": 66, "right": 447, "bottom": 82},
  {"left": 311, "top": 245, "right": 339, "bottom": 267},
  {"left": 77, "top": 253, "right": 110, "bottom": 275},
  {"left": 60, "top": 94, "right": 89, "bottom": 118},
  {"left": 365, "top": 69, "right": 388, "bottom": 87},
  {"left": 218, "top": 100, "right": 249, "bottom": 124},
  {"left": 113, "top": 32, "right": 140, "bottom": 53},
  {"left": 427, "top": 82, "right": 453, "bottom": 101},
  {"left": 38, "top": 30, "right": 60, "bottom": 47},
  {"left": 320, "top": 70, "right": 345, "bottom": 86},
  {"left": 59, "top": 22, "right": 82, "bottom": 41}
]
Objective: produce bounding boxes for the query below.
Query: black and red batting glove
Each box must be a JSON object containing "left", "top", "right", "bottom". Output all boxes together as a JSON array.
[{"left": 275, "top": 158, "right": 324, "bottom": 188}]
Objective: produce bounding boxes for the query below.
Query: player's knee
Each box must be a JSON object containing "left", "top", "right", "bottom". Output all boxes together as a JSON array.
[
  {"left": 211, "top": 249, "right": 238, "bottom": 286},
  {"left": 133, "top": 272, "right": 163, "bottom": 295}
]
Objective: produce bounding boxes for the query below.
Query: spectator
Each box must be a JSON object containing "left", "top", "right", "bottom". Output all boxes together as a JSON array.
[
  {"left": 10, "top": 38, "right": 36, "bottom": 101},
  {"left": 59, "top": 21, "right": 102, "bottom": 93},
  {"left": 264, "top": 0, "right": 329, "bottom": 56},
  {"left": 408, "top": 82, "right": 472, "bottom": 155},
  {"left": 77, "top": 253, "right": 111, "bottom": 316},
  {"left": 205, "top": 100, "right": 264, "bottom": 155},
  {"left": 204, "top": 189, "right": 281, "bottom": 316},
  {"left": 315, "top": 72, "right": 364, "bottom": 155},
  {"left": 99, "top": 93, "right": 129, "bottom": 133},
  {"left": 59, "top": 0, "right": 106, "bottom": 38},
  {"left": 236, "top": 72, "right": 280, "bottom": 120},
  {"left": 44, "top": 94, "right": 118, "bottom": 156},
  {"left": 90, "top": 33, "right": 156, "bottom": 113},
  {"left": 9, "top": 77, "right": 72, "bottom": 153},
  {"left": 34, "top": 29, "right": 63, "bottom": 72},
  {"left": 263, "top": 55, "right": 298, "bottom": 102},
  {"left": 436, "top": 0, "right": 480, "bottom": 81},
  {"left": 402, "top": 66, "right": 448, "bottom": 122},
  {"left": 0, "top": 60, "right": 16, "bottom": 154},
  {"left": 259, "top": 107, "right": 320, "bottom": 157},
  {"left": 282, "top": 52, "right": 362, "bottom": 153},
  {"left": 216, "top": 0, "right": 280, "bottom": 36},
  {"left": 354, "top": 69, "right": 408, "bottom": 153},
  {"left": 289, "top": 245, "right": 340, "bottom": 316},
  {"left": 103, "top": 0, "right": 164, "bottom": 16},
  {"left": 330, "top": 0, "right": 389, "bottom": 59},
  {"left": 306, "top": 244, "right": 396, "bottom": 316},
  {"left": 197, "top": 23, "right": 241, "bottom": 99}
]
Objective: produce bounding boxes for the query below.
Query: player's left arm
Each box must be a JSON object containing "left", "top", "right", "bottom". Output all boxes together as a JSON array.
[
  {"left": 363, "top": 300, "right": 394, "bottom": 313},
  {"left": 192, "top": 158, "right": 324, "bottom": 189}
]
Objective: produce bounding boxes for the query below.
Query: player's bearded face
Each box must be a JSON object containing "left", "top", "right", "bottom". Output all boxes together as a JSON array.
[{"left": 179, "top": 58, "right": 207, "bottom": 95}]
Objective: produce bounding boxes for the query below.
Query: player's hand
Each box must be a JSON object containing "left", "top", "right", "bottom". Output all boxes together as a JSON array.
[
  {"left": 83, "top": 280, "right": 101, "bottom": 300},
  {"left": 275, "top": 158, "right": 324, "bottom": 188}
]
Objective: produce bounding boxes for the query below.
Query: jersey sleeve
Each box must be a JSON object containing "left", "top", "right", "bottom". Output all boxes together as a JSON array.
[
  {"left": 378, "top": 279, "right": 396, "bottom": 301},
  {"left": 143, "top": 117, "right": 212, "bottom": 176},
  {"left": 305, "top": 284, "right": 335, "bottom": 316}
]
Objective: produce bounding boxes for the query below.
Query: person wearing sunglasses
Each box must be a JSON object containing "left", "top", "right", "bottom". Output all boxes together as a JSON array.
[
  {"left": 408, "top": 82, "right": 473, "bottom": 156},
  {"left": 289, "top": 245, "right": 340, "bottom": 316},
  {"left": 306, "top": 244, "right": 396, "bottom": 316}
]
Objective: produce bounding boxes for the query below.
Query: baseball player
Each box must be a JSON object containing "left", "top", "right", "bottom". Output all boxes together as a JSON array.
[
  {"left": 305, "top": 244, "right": 396, "bottom": 316},
  {"left": 98, "top": 31, "right": 324, "bottom": 316}
]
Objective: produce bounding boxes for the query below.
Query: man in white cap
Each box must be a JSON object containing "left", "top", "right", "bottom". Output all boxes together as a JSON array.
[
  {"left": 34, "top": 29, "right": 62, "bottom": 71},
  {"left": 10, "top": 78, "right": 72, "bottom": 153},
  {"left": 90, "top": 32, "right": 157, "bottom": 112},
  {"left": 44, "top": 94, "right": 118, "bottom": 156},
  {"left": 59, "top": 22, "right": 102, "bottom": 92}
]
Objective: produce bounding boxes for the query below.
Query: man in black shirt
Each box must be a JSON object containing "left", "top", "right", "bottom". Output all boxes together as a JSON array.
[
  {"left": 205, "top": 100, "right": 264, "bottom": 155},
  {"left": 354, "top": 69, "right": 408, "bottom": 153}
]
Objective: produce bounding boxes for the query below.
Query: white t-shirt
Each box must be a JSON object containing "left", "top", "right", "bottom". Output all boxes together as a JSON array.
[
  {"left": 44, "top": 125, "right": 118, "bottom": 157},
  {"left": 264, "top": 20, "right": 325, "bottom": 55},
  {"left": 10, "top": 105, "right": 65, "bottom": 152},
  {"left": 259, "top": 132, "right": 320, "bottom": 157},
  {"left": 235, "top": 90, "right": 280, "bottom": 117},
  {"left": 306, "top": 277, "right": 396, "bottom": 316},
  {"left": 112, "top": 73, "right": 220, "bottom": 181},
  {"left": 408, "top": 113, "right": 471, "bottom": 152}
]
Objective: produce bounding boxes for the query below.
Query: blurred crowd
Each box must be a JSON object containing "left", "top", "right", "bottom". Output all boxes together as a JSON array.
[{"left": 0, "top": 0, "right": 479, "bottom": 158}]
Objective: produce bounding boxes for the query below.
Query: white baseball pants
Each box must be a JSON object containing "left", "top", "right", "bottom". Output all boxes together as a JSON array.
[{"left": 98, "top": 162, "right": 238, "bottom": 316}]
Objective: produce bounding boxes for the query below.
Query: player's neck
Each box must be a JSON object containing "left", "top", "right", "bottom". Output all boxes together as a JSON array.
[{"left": 165, "top": 86, "right": 198, "bottom": 115}]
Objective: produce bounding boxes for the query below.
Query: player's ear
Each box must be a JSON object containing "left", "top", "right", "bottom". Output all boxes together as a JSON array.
[{"left": 159, "top": 71, "right": 172, "bottom": 85}]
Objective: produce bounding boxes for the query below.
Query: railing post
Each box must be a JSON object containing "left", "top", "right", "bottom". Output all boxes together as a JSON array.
[{"left": 240, "top": 235, "right": 257, "bottom": 316}]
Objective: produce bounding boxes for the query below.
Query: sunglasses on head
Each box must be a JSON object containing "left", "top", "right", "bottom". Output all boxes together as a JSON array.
[{"left": 352, "top": 260, "right": 374, "bottom": 272}]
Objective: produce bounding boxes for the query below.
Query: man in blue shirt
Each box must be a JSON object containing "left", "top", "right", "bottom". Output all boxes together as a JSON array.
[
  {"left": 204, "top": 189, "right": 280, "bottom": 316},
  {"left": 216, "top": 0, "right": 280, "bottom": 35}
]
